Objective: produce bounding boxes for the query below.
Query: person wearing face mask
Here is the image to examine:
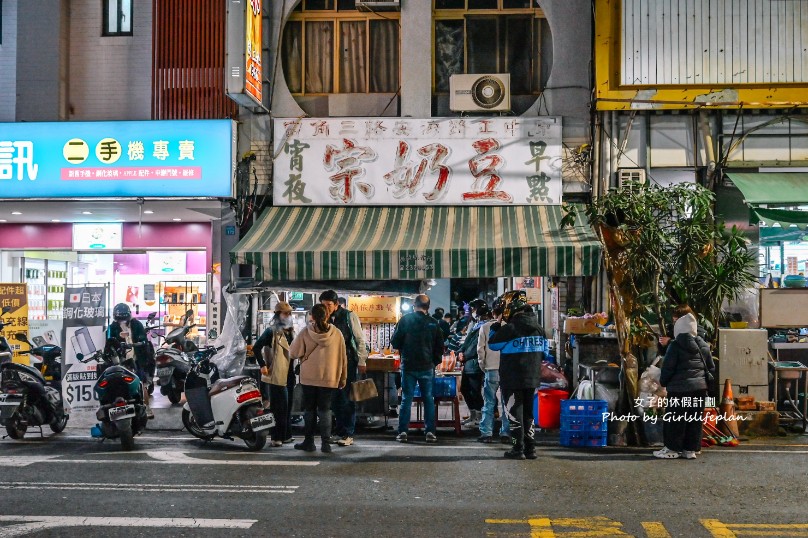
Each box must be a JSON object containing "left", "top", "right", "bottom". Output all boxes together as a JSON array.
[{"left": 253, "top": 301, "right": 297, "bottom": 447}]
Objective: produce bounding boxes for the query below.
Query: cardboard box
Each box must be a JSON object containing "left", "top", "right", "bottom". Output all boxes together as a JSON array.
[
  {"left": 736, "top": 396, "right": 757, "bottom": 411},
  {"left": 564, "top": 317, "right": 600, "bottom": 335},
  {"left": 756, "top": 401, "right": 776, "bottom": 411}
]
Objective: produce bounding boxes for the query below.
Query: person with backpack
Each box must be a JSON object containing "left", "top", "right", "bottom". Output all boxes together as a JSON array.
[{"left": 319, "top": 290, "right": 367, "bottom": 447}]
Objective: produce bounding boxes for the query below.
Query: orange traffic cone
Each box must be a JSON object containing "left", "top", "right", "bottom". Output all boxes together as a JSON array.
[{"left": 719, "top": 379, "right": 741, "bottom": 439}]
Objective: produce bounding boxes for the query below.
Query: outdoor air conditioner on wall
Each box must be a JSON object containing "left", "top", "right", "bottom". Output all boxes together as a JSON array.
[
  {"left": 355, "top": 0, "right": 401, "bottom": 11},
  {"left": 617, "top": 168, "right": 648, "bottom": 190},
  {"left": 449, "top": 74, "right": 511, "bottom": 113}
]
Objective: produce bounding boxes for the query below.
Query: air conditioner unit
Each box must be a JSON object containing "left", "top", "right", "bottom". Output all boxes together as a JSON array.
[
  {"left": 355, "top": 0, "right": 401, "bottom": 11},
  {"left": 449, "top": 74, "right": 511, "bottom": 113},
  {"left": 617, "top": 168, "right": 647, "bottom": 190}
]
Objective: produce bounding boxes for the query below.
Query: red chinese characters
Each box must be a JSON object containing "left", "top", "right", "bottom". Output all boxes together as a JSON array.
[
  {"left": 324, "top": 139, "right": 378, "bottom": 204},
  {"left": 463, "top": 138, "right": 512, "bottom": 202}
]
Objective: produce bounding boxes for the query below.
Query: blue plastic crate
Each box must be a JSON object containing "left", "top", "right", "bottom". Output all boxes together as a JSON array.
[
  {"left": 413, "top": 376, "right": 457, "bottom": 398},
  {"left": 560, "top": 429, "right": 608, "bottom": 447},
  {"left": 561, "top": 400, "right": 608, "bottom": 417}
]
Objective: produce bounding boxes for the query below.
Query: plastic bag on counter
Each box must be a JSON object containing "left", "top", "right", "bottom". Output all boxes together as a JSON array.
[
  {"left": 541, "top": 361, "right": 568, "bottom": 389},
  {"left": 206, "top": 289, "right": 248, "bottom": 378}
]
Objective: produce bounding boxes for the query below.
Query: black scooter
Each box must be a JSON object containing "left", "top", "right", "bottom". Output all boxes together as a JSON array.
[
  {"left": 79, "top": 338, "right": 148, "bottom": 451},
  {"left": 0, "top": 333, "right": 68, "bottom": 439},
  {"left": 154, "top": 309, "right": 197, "bottom": 404}
]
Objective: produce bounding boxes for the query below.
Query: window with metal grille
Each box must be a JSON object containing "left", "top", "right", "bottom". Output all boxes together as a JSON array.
[{"left": 102, "top": 0, "right": 133, "bottom": 37}]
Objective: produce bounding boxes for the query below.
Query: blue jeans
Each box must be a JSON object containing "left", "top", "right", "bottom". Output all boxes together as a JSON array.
[
  {"left": 399, "top": 368, "right": 435, "bottom": 434},
  {"left": 479, "top": 369, "right": 510, "bottom": 437}
]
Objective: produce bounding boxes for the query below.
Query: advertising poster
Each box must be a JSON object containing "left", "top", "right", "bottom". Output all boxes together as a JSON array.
[
  {"left": 348, "top": 296, "right": 400, "bottom": 324},
  {"left": 0, "top": 283, "right": 29, "bottom": 364},
  {"left": 61, "top": 286, "right": 107, "bottom": 415},
  {"left": 245, "top": 0, "right": 263, "bottom": 104}
]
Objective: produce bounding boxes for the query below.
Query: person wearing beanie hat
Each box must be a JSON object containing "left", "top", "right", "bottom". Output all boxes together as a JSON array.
[
  {"left": 253, "top": 301, "right": 297, "bottom": 446},
  {"left": 654, "top": 309, "right": 715, "bottom": 460}
]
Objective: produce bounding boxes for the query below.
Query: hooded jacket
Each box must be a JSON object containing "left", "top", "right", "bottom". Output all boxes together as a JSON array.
[
  {"left": 477, "top": 320, "right": 502, "bottom": 371},
  {"left": 660, "top": 313, "right": 715, "bottom": 393},
  {"left": 290, "top": 325, "right": 348, "bottom": 389},
  {"left": 487, "top": 310, "right": 545, "bottom": 390}
]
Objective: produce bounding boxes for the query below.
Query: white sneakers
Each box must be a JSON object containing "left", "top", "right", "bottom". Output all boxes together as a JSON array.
[{"left": 653, "top": 447, "right": 698, "bottom": 459}]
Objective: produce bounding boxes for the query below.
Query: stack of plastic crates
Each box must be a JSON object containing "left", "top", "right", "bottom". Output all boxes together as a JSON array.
[
  {"left": 413, "top": 376, "right": 457, "bottom": 398},
  {"left": 560, "top": 400, "right": 608, "bottom": 447}
]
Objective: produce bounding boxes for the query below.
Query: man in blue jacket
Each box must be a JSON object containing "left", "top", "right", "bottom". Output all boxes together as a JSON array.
[
  {"left": 390, "top": 294, "right": 445, "bottom": 444},
  {"left": 488, "top": 291, "right": 545, "bottom": 460}
]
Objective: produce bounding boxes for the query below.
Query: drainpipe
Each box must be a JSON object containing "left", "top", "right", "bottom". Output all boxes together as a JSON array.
[{"left": 699, "top": 111, "right": 717, "bottom": 188}]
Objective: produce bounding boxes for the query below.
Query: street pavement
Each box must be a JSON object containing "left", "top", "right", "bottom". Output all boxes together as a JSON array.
[{"left": 1, "top": 414, "right": 808, "bottom": 538}]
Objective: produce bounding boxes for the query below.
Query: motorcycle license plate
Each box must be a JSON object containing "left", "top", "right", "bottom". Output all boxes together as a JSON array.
[
  {"left": 249, "top": 413, "right": 275, "bottom": 432},
  {"left": 108, "top": 404, "right": 136, "bottom": 421},
  {"left": 0, "top": 394, "right": 21, "bottom": 406},
  {"left": 156, "top": 367, "right": 174, "bottom": 378}
]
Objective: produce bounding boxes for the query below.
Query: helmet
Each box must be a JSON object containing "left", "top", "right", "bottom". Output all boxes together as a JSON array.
[
  {"left": 475, "top": 304, "right": 491, "bottom": 319},
  {"left": 113, "top": 303, "right": 131, "bottom": 322},
  {"left": 469, "top": 299, "right": 487, "bottom": 312},
  {"left": 500, "top": 290, "right": 528, "bottom": 321}
]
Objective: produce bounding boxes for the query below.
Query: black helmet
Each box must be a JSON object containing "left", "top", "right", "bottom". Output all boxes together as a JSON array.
[
  {"left": 500, "top": 290, "right": 528, "bottom": 321},
  {"left": 476, "top": 304, "right": 491, "bottom": 319},
  {"left": 469, "top": 299, "right": 487, "bottom": 311},
  {"left": 113, "top": 303, "right": 131, "bottom": 322}
]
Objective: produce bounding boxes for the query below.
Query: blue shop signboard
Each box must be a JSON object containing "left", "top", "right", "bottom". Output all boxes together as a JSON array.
[{"left": 0, "top": 120, "right": 236, "bottom": 198}]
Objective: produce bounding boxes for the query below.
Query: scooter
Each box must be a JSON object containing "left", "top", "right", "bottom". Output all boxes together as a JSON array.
[
  {"left": 164, "top": 309, "right": 199, "bottom": 353},
  {"left": 153, "top": 309, "right": 195, "bottom": 404},
  {"left": 182, "top": 345, "right": 273, "bottom": 451},
  {"left": 79, "top": 338, "right": 148, "bottom": 451},
  {"left": 0, "top": 333, "right": 68, "bottom": 439}
]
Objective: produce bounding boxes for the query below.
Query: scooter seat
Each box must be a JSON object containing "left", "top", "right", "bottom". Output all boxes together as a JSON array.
[{"left": 208, "top": 376, "right": 251, "bottom": 397}]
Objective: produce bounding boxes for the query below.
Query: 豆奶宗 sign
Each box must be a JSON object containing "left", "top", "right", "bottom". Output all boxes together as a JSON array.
[
  {"left": 273, "top": 117, "right": 562, "bottom": 206},
  {"left": 348, "top": 296, "right": 400, "bottom": 324}
]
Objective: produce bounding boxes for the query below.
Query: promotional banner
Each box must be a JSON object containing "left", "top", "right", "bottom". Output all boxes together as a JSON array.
[
  {"left": 0, "top": 120, "right": 236, "bottom": 198},
  {"left": 273, "top": 117, "right": 563, "bottom": 206},
  {"left": 61, "top": 287, "right": 107, "bottom": 415},
  {"left": 348, "top": 296, "right": 400, "bottom": 324},
  {"left": 245, "top": 0, "right": 263, "bottom": 104},
  {"left": 0, "top": 283, "right": 29, "bottom": 364}
]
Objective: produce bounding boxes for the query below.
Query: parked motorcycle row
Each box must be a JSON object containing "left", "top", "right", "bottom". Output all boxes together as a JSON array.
[{"left": 0, "top": 308, "right": 274, "bottom": 451}]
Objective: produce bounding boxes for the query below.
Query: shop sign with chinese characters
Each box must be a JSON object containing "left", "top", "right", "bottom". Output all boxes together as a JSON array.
[
  {"left": 0, "top": 120, "right": 236, "bottom": 198},
  {"left": 273, "top": 117, "right": 562, "bottom": 206},
  {"left": 348, "top": 296, "right": 400, "bottom": 324},
  {"left": 0, "top": 284, "right": 29, "bottom": 365}
]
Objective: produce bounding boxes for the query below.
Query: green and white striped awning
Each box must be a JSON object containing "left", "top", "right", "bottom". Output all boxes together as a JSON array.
[{"left": 231, "top": 205, "right": 601, "bottom": 281}]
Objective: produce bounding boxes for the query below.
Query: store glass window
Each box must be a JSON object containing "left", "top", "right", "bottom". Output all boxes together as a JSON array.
[
  {"left": 433, "top": 0, "right": 549, "bottom": 112},
  {"left": 281, "top": 2, "right": 400, "bottom": 94},
  {"left": 103, "top": 0, "right": 133, "bottom": 37}
]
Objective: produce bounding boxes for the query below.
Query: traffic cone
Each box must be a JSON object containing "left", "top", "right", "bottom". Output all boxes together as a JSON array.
[{"left": 719, "top": 379, "right": 741, "bottom": 439}]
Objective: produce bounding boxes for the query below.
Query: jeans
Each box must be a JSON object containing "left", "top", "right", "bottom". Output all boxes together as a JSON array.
[
  {"left": 479, "top": 370, "right": 510, "bottom": 437},
  {"left": 399, "top": 369, "right": 436, "bottom": 434},
  {"left": 502, "top": 388, "right": 537, "bottom": 453},
  {"left": 663, "top": 389, "right": 707, "bottom": 452},
  {"left": 302, "top": 385, "right": 336, "bottom": 442},
  {"left": 268, "top": 384, "right": 290, "bottom": 442},
  {"left": 332, "top": 359, "right": 358, "bottom": 437}
]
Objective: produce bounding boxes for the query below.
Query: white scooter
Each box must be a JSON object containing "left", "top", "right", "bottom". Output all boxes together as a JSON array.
[{"left": 181, "top": 345, "right": 274, "bottom": 450}]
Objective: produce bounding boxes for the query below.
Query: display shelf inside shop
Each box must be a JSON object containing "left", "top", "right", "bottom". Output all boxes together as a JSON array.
[
  {"left": 46, "top": 263, "right": 67, "bottom": 321},
  {"left": 24, "top": 259, "right": 47, "bottom": 321},
  {"left": 363, "top": 323, "right": 396, "bottom": 354},
  {"left": 158, "top": 281, "right": 207, "bottom": 340}
]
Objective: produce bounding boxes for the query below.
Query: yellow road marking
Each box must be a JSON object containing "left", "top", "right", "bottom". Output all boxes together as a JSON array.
[
  {"left": 641, "top": 522, "right": 672, "bottom": 538},
  {"left": 702, "top": 519, "right": 808, "bottom": 537},
  {"left": 485, "top": 516, "right": 633, "bottom": 537}
]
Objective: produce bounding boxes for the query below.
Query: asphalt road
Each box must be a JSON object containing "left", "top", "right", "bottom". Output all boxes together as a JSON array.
[{"left": 1, "top": 421, "right": 807, "bottom": 538}]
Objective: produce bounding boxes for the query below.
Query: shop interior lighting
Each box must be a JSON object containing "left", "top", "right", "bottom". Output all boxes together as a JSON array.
[
  {"left": 143, "top": 210, "right": 154, "bottom": 214},
  {"left": 400, "top": 298, "right": 413, "bottom": 313},
  {"left": 11, "top": 212, "right": 21, "bottom": 215},
  {"left": 82, "top": 211, "right": 92, "bottom": 215},
  {"left": 172, "top": 218, "right": 182, "bottom": 221},
  {"left": 51, "top": 219, "right": 60, "bottom": 222},
  {"left": 0, "top": 219, "right": 7, "bottom": 222}
]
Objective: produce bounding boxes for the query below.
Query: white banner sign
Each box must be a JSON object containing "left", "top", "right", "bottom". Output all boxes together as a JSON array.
[{"left": 273, "top": 117, "right": 562, "bottom": 206}]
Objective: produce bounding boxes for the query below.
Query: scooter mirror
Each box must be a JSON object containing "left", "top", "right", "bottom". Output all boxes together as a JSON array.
[
  {"left": 147, "top": 312, "right": 157, "bottom": 321},
  {"left": 13, "top": 333, "right": 29, "bottom": 344},
  {"left": 185, "top": 309, "right": 194, "bottom": 319},
  {"left": 1, "top": 306, "right": 12, "bottom": 314}
]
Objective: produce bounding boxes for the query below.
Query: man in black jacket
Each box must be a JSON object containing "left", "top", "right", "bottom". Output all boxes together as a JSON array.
[
  {"left": 488, "top": 291, "right": 545, "bottom": 460},
  {"left": 390, "top": 294, "right": 444, "bottom": 443}
]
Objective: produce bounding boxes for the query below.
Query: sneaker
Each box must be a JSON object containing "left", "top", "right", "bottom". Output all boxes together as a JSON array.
[
  {"left": 425, "top": 432, "right": 437, "bottom": 443},
  {"left": 294, "top": 439, "right": 316, "bottom": 452},
  {"left": 270, "top": 440, "right": 283, "bottom": 447},
  {"left": 396, "top": 432, "right": 408, "bottom": 443},
  {"left": 653, "top": 447, "right": 681, "bottom": 459},
  {"left": 524, "top": 450, "right": 538, "bottom": 460},
  {"left": 477, "top": 435, "right": 495, "bottom": 444},
  {"left": 500, "top": 435, "right": 512, "bottom": 445},
  {"left": 337, "top": 436, "right": 354, "bottom": 447},
  {"left": 504, "top": 448, "right": 526, "bottom": 460},
  {"left": 321, "top": 441, "right": 332, "bottom": 453},
  {"left": 461, "top": 416, "right": 476, "bottom": 426},
  {"left": 681, "top": 451, "right": 697, "bottom": 460},
  {"left": 283, "top": 437, "right": 295, "bottom": 444},
  {"left": 387, "top": 407, "right": 399, "bottom": 418}
]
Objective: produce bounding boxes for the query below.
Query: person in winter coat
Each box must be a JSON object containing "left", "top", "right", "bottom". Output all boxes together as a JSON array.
[
  {"left": 488, "top": 291, "right": 544, "bottom": 460},
  {"left": 390, "top": 294, "right": 445, "bottom": 443},
  {"left": 477, "top": 304, "right": 511, "bottom": 444},
  {"left": 290, "top": 304, "right": 347, "bottom": 454},
  {"left": 458, "top": 304, "right": 489, "bottom": 427},
  {"left": 654, "top": 308, "right": 715, "bottom": 460},
  {"left": 253, "top": 301, "right": 296, "bottom": 447}
]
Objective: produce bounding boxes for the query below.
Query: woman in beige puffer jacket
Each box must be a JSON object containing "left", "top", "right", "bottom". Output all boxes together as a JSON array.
[{"left": 290, "top": 304, "right": 347, "bottom": 453}]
